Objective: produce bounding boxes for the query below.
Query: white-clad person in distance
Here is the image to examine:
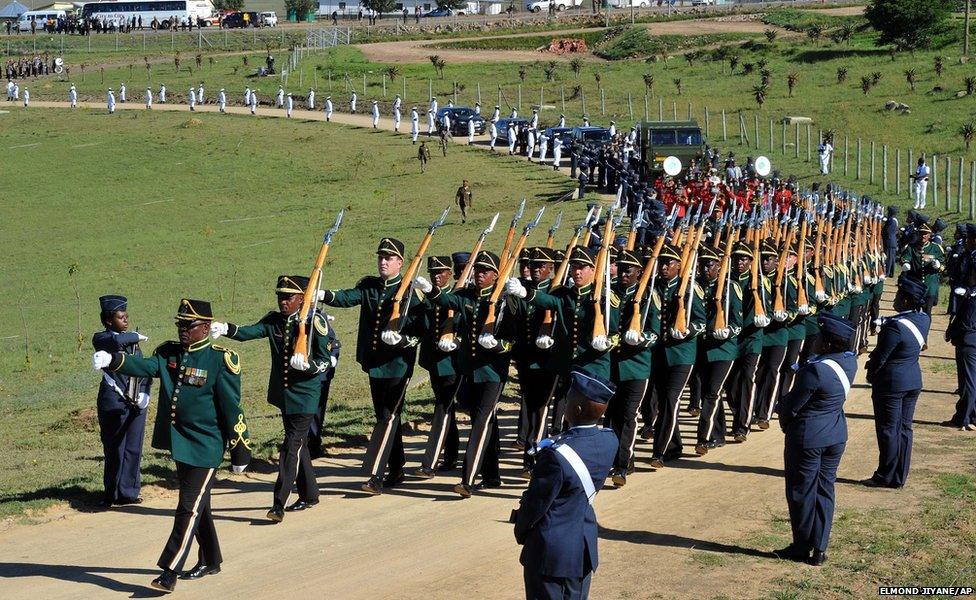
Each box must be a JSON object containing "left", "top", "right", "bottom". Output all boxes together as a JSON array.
[
  {"left": 286, "top": 92, "right": 293, "bottom": 118},
  {"left": 145, "top": 86, "right": 153, "bottom": 109},
  {"left": 218, "top": 88, "right": 226, "bottom": 113},
  {"left": 68, "top": 84, "right": 77, "bottom": 108},
  {"left": 107, "top": 87, "right": 116, "bottom": 113},
  {"left": 372, "top": 99, "right": 380, "bottom": 128},
  {"left": 188, "top": 87, "right": 196, "bottom": 111},
  {"left": 307, "top": 88, "right": 315, "bottom": 110},
  {"left": 325, "top": 95, "right": 333, "bottom": 121},
  {"left": 411, "top": 106, "right": 419, "bottom": 144},
  {"left": 159, "top": 83, "right": 167, "bottom": 103}
]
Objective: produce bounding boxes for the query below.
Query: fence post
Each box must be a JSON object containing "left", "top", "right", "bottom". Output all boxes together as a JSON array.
[
  {"left": 562, "top": 86, "right": 566, "bottom": 113},
  {"left": 541, "top": 86, "right": 545, "bottom": 111},
  {"left": 870, "top": 141, "right": 875, "bottom": 184},
  {"left": 958, "top": 156, "right": 965, "bottom": 213},
  {"left": 794, "top": 123, "right": 799, "bottom": 159},
  {"left": 382, "top": 74, "right": 386, "bottom": 97},
  {"left": 672, "top": 101, "right": 677, "bottom": 120},
  {"left": 704, "top": 106, "right": 709, "bottom": 137},
  {"left": 946, "top": 156, "right": 952, "bottom": 211},
  {"left": 687, "top": 102, "right": 692, "bottom": 120},
  {"left": 782, "top": 121, "right": 787, "bottom": 155},
  {"left": 754, "top": 114, "right": 759, "bottom": 148},
  {"left": 844, "top": 136, "right": 849, "bottom": 176},
  {"left": 404, "top": 77, "right": 407, "bottom": 102},
  {"left": 970, "top": 160, "right": 975, "bottom": 219},
  {"left": 933, "top": 154, "right": 939, "bottom": 207},
  {"left": 806, "top": 124, "right": 812, "bottom": 161},
  {"left": 896, "top": 149, "right": 901, "bottom": 196},
  {"left": 429, "top": 78, "right": 432, "bottom": 101},
  {"left": 857, "top": 138, "right": 862, "bottom": 180},
  {"left": 581, "top": 88, "right": 586, "bottom": 116},
  {"left": 644, "top": 94, "right": 649, "bottom": 121},
  {"left": 454, "top": 80, "right": 458, "bottom": 104},
  {"left": 477, "top": 82, "right": 481, "bottom": 105},
  {"left": 908, "top": 149, "right": 914, "bottom": 198},
  {"left": 600, "top": 88, "right": 605, "bottom": 115},
  {"left": 722, "top": 110, "right": 727, "bottom": 141},
  {"left": 659, "top": 97, "right": 664, "bottom": 121},
  {"left": 629, "top": 93, "right": 634, "bottom": 120},
  {"left": 518, "top": 84, "right": 522, "bottom": 112},
  {"left": 497, "top": 85, "right": 501, "bottom": 109},
  {"left": 882, "top": 145, "right": 888, "bottom": 191}
]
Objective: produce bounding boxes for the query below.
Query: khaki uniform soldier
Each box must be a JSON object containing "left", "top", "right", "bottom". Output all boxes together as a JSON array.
[
  {"left": 321, "top": 238, "right": 423, "bottom": 495},
  {"left": 419, "top": 251, "right": 516, "bottom": 498},
  {"left": 92, "top": 299, "right": 250, "bottom": 593},
  {"left": 212, "top": 276, "right": 335, "bottom": 522}
]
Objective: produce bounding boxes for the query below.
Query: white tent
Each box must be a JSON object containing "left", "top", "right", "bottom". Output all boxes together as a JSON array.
[{"left": 0, "top": 1, "right": 29, "bottom": 19}]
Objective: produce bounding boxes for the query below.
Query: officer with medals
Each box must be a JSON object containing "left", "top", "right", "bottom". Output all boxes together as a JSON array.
[
  {"left": 414, "top": 255, "right": 463, "bottom": 478},
  {"left": 416, "top": 251, "right": 515, "bottom": 498},
  {"left": 321, "top": 238, "right": 423, "bottom": 495},
  {"left": 694, "top": 244, "right": 742, "bottom": 455},
  {"left": 729, "top": 241, "right": 768, "bottom": 443},
  {"left": 92, "top": 294, "right": 152, "bottom": 507},
  {"left": 775, "top": 313, "right": 857, "bottom": 567},
  {"left": 863, "top": 275, "right": 930, "bottom": 488},
  {"left": 608, "top": 248, "right": 659, "bottom": 485},
  {"left": 514, "top": 371, "right": 618, "bottom": 600},
  {"left": 899, "top": 221, "right": 944, "bottom": 314},
  {"left": 650, "top": 243, "right": 706, "bottom": 469},
  {"left": 211, "top": 275, "right": 334, "bottom": 521},
  {"left": 91, "top": 299, "right": 250, "bottom": 592}
]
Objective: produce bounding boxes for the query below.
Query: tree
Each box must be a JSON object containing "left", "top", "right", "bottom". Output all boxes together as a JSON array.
[
  {"left": 787, "top": 72, "right": 799, "bottom": 97},
  {"left": 753, "top": 85, "right": 767, "bottom": 109},
  {"left": 285, "top": 0, "right": 318, "bottom": 18},
  {"left": 967, "top": 76, "right": 976, "bottom": 96},
  {"left": 428, "top": 55, "right": 446, "bottom": 78},
  {"left": 764, "top": 28, "right": 778, "bottom": 43},
  {"left": 214, "top": 0, "right": 244, "bottom": 10},
  {"left": 934, "top": 56, "right": 945, "bottom": 77},
  {"left": 518, "top": 65, "right": 527, "bottom": 82},
  {"left": 806, "top": 24, "right": 826, "bottom": 44},
  {"left": 543, "top": 61, "right": 557, "bottom": 82},
  {"left": 385, "top": 65, "right": 400, "bottom": 82},
  {"left": 861, "top": 76, "right": 873, "bottom": 95},
  {"left": 757, "top": 57, "right": 769, "bottom": 71},
  {"left": 837, "top": 67, "right": 848, "bottom": 84},
  {"left": 569, "top": 57, "right": 584, "bottom": 79},
  {"left": 865, "top": 0, "right": 951, "bottom": 52},
  {"left": 436, "top": 0, "right": 467, "bottom": 9},
  {"left": 962, "top": 122, "right": 976, "bottom": 150},
  {"left": 760, "top": 69, "right": 772, "bottom": 87},
  {"left": 905, "top": 68, "right": 917, "bottom": 91},
  {"left": 673, "top": 78, "right": 682, "bottom": 96},
  {"left": 642, "top": 73, "right": 654, "bottom": 96},
  {"left": 360, "top": 0, "right": 395, "bottom": 16},
  {"left": 872, "top": 71, "right": 883, "bottom": 85},
  {"left": 729, "top": 54, "right": 740, "bottom": 75}
]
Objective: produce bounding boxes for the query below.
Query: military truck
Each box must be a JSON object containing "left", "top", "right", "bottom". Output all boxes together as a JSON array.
[{"left": 638, "top": 120, "right": 705, "bottom": 176}]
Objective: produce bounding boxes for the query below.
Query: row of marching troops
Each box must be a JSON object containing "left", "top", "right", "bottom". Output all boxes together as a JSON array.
[{"left": 89, "top": 178, "right": 969, "bottom": 592}]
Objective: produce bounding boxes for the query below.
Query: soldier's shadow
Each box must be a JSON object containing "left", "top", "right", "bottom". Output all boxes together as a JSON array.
[
  {"left": 597, "top": 527, "right": 775, "bottom": 559},
  {"left": 0, "top": 561, "right": 163, "bottom": 597}
]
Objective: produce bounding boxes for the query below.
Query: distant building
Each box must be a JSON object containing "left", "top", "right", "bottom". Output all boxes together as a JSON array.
[{"left": 317, "top": 1, "right": 501, "bottom": 18}]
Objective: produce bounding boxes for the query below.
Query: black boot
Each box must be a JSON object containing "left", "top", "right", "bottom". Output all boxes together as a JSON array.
[{"left": 151, "top": 569, "right": 178, "bottom": 593}]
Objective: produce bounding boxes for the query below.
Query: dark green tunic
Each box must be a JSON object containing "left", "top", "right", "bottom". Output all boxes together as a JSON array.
[
  {"left": 418, "top": 284, "right": 460, "bottom": 378},
  {"left": 699, "top": 278, "right": 743, "bottom": 362},
  {"left": 656, "top": 276, "right": 706, "bottom": 366},
  {"left": 611, "top": 282, "right": 660, "bottom": 382},
  {"left": 427, "top": 284, "right": 515, "bottom": 383}
]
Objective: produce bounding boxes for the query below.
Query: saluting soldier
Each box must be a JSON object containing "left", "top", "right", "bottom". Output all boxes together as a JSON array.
[
  {"left": 320, "top": 238, "right": 423, "bottom": 495},
  {"left": 91, "top": 299, "right": 251, "bottom": 593},
  {"left": 92, "top": 295, "right": 152, "bottom": 507},
  {"left": 694, "top": 244, "right": 742, "bottom": 455},
  {"left": 506, "top": 246, "right": 620, "bottom": 434},
  {"left": 728, "top": 241, "right": 767, "bottom": 442},
  {"left": 608, "top": 248, "right": 659, "bottom": 486},
  {"left": 417, "top": 251, "right": 516, "bottom": 498},
  {"left": 211, "top": 275, "right": 335, "bottom": 521},
  {"left": 650, "top": 243, "right": 706, "bottom": 469},
  {"left": 414, "top": 255, "right": 463, "bottom": 479}
]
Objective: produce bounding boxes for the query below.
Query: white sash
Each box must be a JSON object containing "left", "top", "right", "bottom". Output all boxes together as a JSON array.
[
  {"left": 894, "top": 318, "right": 925, "bottom": 350},
  {"left": 555, "top": 444, "right": 597, "bottom": 505},
  {"left": 820, "top": 359, "right": 851, "bottom": 397}
]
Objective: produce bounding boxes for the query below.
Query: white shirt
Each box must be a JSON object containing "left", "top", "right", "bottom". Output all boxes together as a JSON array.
[
  {"left": 159, "top": 85, "right": 166, "bottom": 102},
  {"left": 107, "top": 91, "right": 115, "bottom": 108},
  {"left": 916, "top": 164, "right": 930, "bottom": 180}
]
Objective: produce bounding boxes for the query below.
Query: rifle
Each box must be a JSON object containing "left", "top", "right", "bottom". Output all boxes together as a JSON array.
[
  {"left": 483, "top": 207, "right": 545, "bottom": 335},
  {"left": 501, "top": 198, "right": 527, "bottom": 264},
  {"left": 673, "top": 198, "right": 712, "bottom": 333},
  {"left": 439, "top": 212, "right": 500, "bottom": 344},
  {"left": 386, "top": 207, "right": 450, "bottom": 332},
  {"left": 749, "top": 205, "right": 767, "bottom": 320},
  {"left": 772, "top": 208, "right": 797, "bottom": 316},
  {"left": 545, "top": 211, "right": 562, "bottom": 249},
  {"left": 626, "top": 203, "right": 644, "bottom": 251},
  {"left": 591, "top": 210, "right": 616, "bottom": 342},
  {"left": 537, "top": 206, "right": 597, "bottom": 344},
  {"left": 581, "top": 206, "right": 602, "bottom": 247},
  {"left": 713, "top": 204, "right": 741, "bottom": 332},
  {"left": 295, "top": 209, "right": 344, "bottom": 358},
  {"left": 796, "top": 207, "right": 810, "bottom": 310}
]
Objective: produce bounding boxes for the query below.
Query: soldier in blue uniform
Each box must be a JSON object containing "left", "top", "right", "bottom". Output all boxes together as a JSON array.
[
  {"left": 945, "top": 235, "right": 976, "bottom": 431},
  {"left": 775, "top": 313, "right": 858, "bottom": 567},
  {"left": 92, "top": 299, "right": 251, "bottom": 592},
  {"left": 863, "top": 275, "right": 930, "bottom": 488},
  {"left": 881, "top": 206, "right": 899, "bottom": 278},
  {"left": 92, "top": 295, "right": 152, "bottom": 507},
  {"left": 514, "top": 371, "right": 618, "bottom": 600},
  {"left": 211, "top": 275, "right": 335, "bottom": 521}
]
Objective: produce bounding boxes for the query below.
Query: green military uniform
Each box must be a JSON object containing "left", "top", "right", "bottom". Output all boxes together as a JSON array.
[
  {"left": 755, "top": 243, "right": 789, "bottom": 427},
  {"left": 729, "top": 242, "right": 766, "bottom": 440},
  {"left": 900, "top": 236, "right": 944, "bottom": 312}
]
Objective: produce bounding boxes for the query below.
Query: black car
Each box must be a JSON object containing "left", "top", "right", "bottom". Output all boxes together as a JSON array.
[
  {"left": 495, "top": 117, "right": 529, "bottom": 143},
  {"left": 544, "top": 126, "right": 574, "bottom": 142},
  {"left": 571, "top": 126, "right": 613, "bottom": 148},
  {"left": 436, "top": 107, "right": 486, "bottom": 136},
  {"left": 221, "top": 12, "right": 261, "bottom": 29}
]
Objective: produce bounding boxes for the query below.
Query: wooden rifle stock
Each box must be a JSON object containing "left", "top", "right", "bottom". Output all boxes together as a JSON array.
[
  {"left": 591, "top": 215, "right": 616, "bottom": 341},
  {"left": 295, "top": 241, "right": 331, "bottom": 357}
]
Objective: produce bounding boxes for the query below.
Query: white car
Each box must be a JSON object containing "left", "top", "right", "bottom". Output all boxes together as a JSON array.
[
  {"left": 259, "top": 11, "right": 277, "bottom": 26},
  {"left": 526, "top": 0, "right": 581, "bottom": 12},
  {"left": 610, "top": 0, "right": 649, "bottom": 7}
]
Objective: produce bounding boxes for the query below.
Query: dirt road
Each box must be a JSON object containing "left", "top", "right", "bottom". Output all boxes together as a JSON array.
[{"left": 0, "top": 102, "right": 966, "bottom": 599}]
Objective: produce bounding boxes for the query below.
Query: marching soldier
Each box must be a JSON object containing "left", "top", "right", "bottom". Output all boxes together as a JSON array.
[
  {"left": 863, "top": 275, "right": 930, "bottom": 488},
  {"left": 91, "top": 299, "right": 251, "bottom": 592},
  {"left": 308, "top": 315, "right": 341, "bottom": 459},
  {"left": 694, "top": 244, "right": 741, "bottom": 455},
  {"left": 414, "top": 256, "right": 463, "bottom": 478},
  {"left": 754, "top": 241, "right": 788, "bottom": 430},
  {"left": 211, "top": 276, "right": 335, "bottom": 521},
  {"left": 900, "top": 221, "right": 944, "bottom": 314},
  {"left": 650, "top": 243, "right": 705, "bottom": 468},
  {"left": 320, "top": 238, "right": 423, "bottom": 495},
  {"left": 417, "top": 251, "right": 515, "bottom": 498},
  {"left": 92, "top": 295, "right": 151, "bottom": 507},
  {"left": 728, "top": 241, "right": 767, "bottom": 443},
  {"left": 608, "top": 249, "right": 659, "bottom": 485}
]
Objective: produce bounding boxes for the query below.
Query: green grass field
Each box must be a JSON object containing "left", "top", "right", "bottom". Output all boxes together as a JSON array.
[{"left": 0, "top": 107, "right": 574, "bottom": 517}]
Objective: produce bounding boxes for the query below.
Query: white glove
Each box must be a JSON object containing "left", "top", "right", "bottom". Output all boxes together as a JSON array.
[
  {"left": 669, "top": 328, "right": 689, "bottom": 340},
  {"left": 317, "top": 289, "right": 326, "bottom": 301},
  {"left": 289, "top": 353, "right": 310, "bottom": 371},
  {"left": 591, "top": 335, "right": 612, "bottom": 351},
  {"left": 506, "top": 277, "right": 527, "bottom": 298},
  {"left": 137, "top": 333, "right": 149, "bottom": 342},
  {"left": 92, "top": 351, "right": 112, "bottom": 370},
  {"left": 814, "top": 291, "right": 827, "bottom": 303},
  {"left": 381, "top": 330, "right": 403, "bottom": 346},
  {"left": 437, "top": 338, "right": 458, "bottom": 352},
  {"left": 135, "top": 392, "right": 150, "bottom": 410},
  {"left": 773, "top": 310, "right": 788, "bottom": 322},
  {"left": 902, "top": 262, "right": 911, "bottom": 272},
  {"left": 232, "top": 464, "right": 248, "bottom": 474},
  {"left": 210, "top": 321, "right": 229, "bottom": 339},
  {"left": 754, "top": 314, "right": 771, "bottom": 328},
  {"left": 798, "top": 304, "right": 810, "bottom": 315},
  {"left": 413, "top": 276, "right": 433, "bottom": 294},
  {"left": 711, "top": 328, "right": 730, "bottom": 340},
  {"left": 880, "top": 274, "right": 887, "bottom": 281},
  {"left": 329, "top": 355, "right": 337, "bottom": 368},
  {"left": 478, "top": 333, "right": 498, "bottom": 350},
  {"left": 955, "top": 287, "right": 967, "bottom": 296},
  {"left": 623, "top": 330, "right": 644, "bottom": 346},
  {"left": 931, "top": 260, "right": 941, "bottom": 270},
  {"left": 535, "top": 335, "right": 554, "bottom": 349}
]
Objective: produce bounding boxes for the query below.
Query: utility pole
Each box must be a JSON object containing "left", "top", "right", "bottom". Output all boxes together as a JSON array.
[{"left": 966, "top": 0, "right": 972, "bottom": 57}]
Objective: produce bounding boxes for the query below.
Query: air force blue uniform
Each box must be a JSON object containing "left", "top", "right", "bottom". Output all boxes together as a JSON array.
[
  {"left": 865, "top": 310, "right": 930, "bottom": 487},
  {"left": 779, "top": 350, "right": 857, "bottom": 555},
  {"left": 948, "top": 292, "right": 976, "bottom": 428},
  {"left": 515, "top": 425, "right": 617, "bottom": 600}
]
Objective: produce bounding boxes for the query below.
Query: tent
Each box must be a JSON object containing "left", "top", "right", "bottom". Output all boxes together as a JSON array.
[{"left": 0, "top": 1, "right": 29, "bottom": 19}]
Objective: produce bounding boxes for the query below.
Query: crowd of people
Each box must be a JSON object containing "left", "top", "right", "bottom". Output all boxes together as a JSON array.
[{"left": 3, "top": 54, "right": 55, "bottom": 79}]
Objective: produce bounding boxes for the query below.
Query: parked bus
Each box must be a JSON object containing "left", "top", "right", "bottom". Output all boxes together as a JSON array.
[{"left": 80, "top": 0, "right": 216, "bottom": 30}]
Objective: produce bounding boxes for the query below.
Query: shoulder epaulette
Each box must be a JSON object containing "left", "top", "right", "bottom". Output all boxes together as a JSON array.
[
  {"left": 313, "top": 313, "right": 329, "bottom": 336},
  {"left": 154, "top": 340, "right": 181, "bottom": 356},
  {"left": 609, "top": 291, "right": 620, "bottom": 309},
  {"left": 213, "top": 344, "right": 241, "bottom": 375}
]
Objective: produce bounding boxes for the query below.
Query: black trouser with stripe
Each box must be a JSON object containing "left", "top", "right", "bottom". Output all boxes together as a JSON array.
[
  {"left": 728, "top": 352, "right": 760, "bottom": 437},
  {"left": 696, "top": 360, "right": 733, "bottom": 445},
  {"left": 606, "top": 379, "right": 649, "bottom": 471},
  {"left": 687, "top": 369, "right": 702, "bottom": 413},
  {"left": 520, "top": 369, "right": 559, "bottom": 468},
  {"left": 274, "top": 412, "right": 318, "bottom": 508},
  {"left": 462, "top": 380, "right": 504, "bottom": 486},
  {"left": 651, "top": 363, "right": 694, "bottom": 460},
  {"left": 420, "top": 374, "right": 461, "bottom": 470},
  {"left": 776, "top": 339, "right": 805, "bottom": 410},
  {"left": 307, "top": 376, "right": 333, "bottom": 458},
  {"left": 159, "top": 462, "right": 220, "bottom": 572},
  {"left": 754, "top": 344, "right": 787, "bottom": 424},
  {"left": 364, "top": 376, "right": 409, "bottom": 478}
]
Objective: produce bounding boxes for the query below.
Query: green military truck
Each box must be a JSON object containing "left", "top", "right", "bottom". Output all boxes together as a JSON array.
[{"left": 638, "top": 120, "right": 705, "bottom": 176}]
